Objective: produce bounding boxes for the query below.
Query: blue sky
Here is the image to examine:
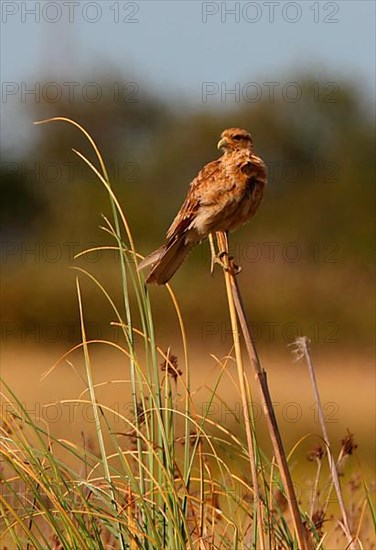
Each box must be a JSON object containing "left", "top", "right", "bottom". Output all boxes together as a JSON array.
[{"left": 1, "top": 1, "right": 375, "bottom": 150}]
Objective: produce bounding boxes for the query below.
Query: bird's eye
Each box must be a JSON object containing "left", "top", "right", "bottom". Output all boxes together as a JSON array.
[{"left": 233, "top": 135, "right": 243, "bottom": 141}]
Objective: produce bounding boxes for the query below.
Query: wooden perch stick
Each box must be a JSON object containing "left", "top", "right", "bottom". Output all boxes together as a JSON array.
[{"left": 215, "top": 231, "right": 309, "bottom": 550}]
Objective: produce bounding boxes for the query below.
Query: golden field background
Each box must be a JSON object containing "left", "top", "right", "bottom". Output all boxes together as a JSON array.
[{"left": 2, "top": 342, "right": 375, "bottom": 471}]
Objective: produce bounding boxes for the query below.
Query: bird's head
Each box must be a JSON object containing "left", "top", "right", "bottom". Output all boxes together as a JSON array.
[{"left": 217, "top": 128, "right": 253, "bottom": 153}]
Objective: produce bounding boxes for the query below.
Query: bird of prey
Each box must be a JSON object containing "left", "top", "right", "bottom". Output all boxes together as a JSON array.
[{"left": 138, "top": 127, "right": 267, "bottom": 284}]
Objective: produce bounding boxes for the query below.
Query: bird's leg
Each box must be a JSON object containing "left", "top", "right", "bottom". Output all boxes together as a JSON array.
[
  {"left": 215, "top": 231, "right": 242, "bottom": 276},
  {"left": 208, "top": 233, "right": 219, "bottom": 275},
  {"left": 209, "top": 232, "right": 242, "bottom": 276},
  {"left": 209, "top": 233, "right": 229, "bottom": 274}
]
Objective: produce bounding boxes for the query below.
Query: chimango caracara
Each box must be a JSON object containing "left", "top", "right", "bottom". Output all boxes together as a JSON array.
[{"left": 138, "top": 128, "right": 267, "bottom": 284}]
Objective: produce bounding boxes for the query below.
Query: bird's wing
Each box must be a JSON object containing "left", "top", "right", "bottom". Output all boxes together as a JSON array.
[{"left": 166, "top": 159, "right": 222, "bottom": 240}]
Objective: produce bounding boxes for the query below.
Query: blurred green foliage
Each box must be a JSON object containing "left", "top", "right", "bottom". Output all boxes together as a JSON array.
[{"left": 1, "top": 72, "right": 374, "bottom": 352}]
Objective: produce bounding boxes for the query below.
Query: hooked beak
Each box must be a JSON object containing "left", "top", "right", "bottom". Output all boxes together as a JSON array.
[{"left": 217, "top": 137, "right": 228, "bottom": 150}]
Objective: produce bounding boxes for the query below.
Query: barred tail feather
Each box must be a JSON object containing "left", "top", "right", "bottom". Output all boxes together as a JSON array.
[{"left": 138, "top": 236, "right": 193, "bottom": 285}]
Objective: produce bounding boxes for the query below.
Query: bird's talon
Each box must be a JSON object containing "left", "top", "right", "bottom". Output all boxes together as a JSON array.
[
  {"left": 213, "top": 253, "right": 228, "bottom": 271},
  {"left": 233, "top": 263, "right": 242, "bottom": 275},
  {"left": 226, "top": 257, "right": 242, "bottom": 276},
  {"left": 211, "top": 252, "right": 241, "bottom": 276}
]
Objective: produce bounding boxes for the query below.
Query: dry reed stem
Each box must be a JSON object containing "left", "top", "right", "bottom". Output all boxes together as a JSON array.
[
  {"left": 214, "top": 232, "right": 265, "bottom": 549},
  {"left": 292, "top": 336, "right": 358, "bottom": 550},
  {"left": 215, "top": 231, "right": 309, "bottom": 550}
]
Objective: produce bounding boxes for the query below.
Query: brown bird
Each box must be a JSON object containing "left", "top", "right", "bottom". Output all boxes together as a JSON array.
[{"left": 138, "top": 128, "right": 267, "bottom": 284}]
